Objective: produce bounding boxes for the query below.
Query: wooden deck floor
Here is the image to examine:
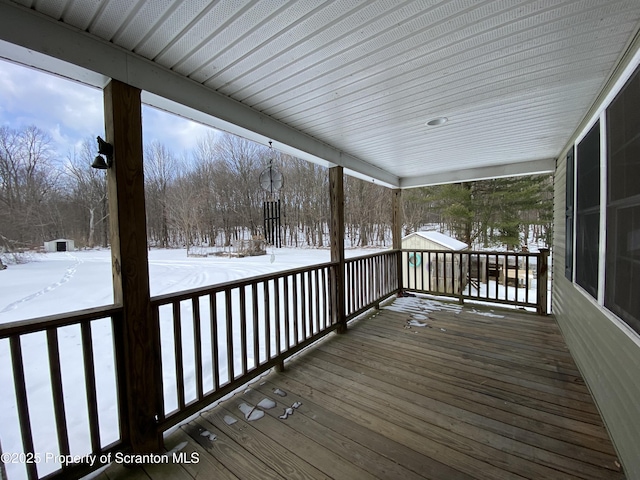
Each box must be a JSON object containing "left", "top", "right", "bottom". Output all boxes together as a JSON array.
[{"left": 102, "top": 296, "right": 624, "bottom": 480}]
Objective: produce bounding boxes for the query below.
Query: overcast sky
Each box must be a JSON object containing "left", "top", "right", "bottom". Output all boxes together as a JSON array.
[{"left": 0, "top": 58, "right": 214, "bottom": 162}]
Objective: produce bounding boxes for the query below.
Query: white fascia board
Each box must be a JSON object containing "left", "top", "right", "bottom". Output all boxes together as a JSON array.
[
  {"left": 400, "top": 158, "right": 556, "bottom": 188},
  {"left": 0, "top": 1, "right": 400, "bottom": 188},
  {"left": 0, "top": 39, "right": 110, "bottom": 88}
]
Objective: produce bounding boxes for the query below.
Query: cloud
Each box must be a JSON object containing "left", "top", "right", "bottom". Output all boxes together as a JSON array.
[
  {"left": 0, "top": 59, "right": 102, "bottom": 157},
  {"left": 0, "top": 59, "right": 216, "bottom": 160},
  {"left": 142, "top": 105, "right": 217, "bottom": 154}
]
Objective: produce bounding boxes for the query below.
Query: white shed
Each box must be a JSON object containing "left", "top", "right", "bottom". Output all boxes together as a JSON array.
[
  {"left": 402, "top": 231, "right": 468, "bottom": 295},
  {"left": 44, "top": 238, "right": 75, "bottom": 252}
]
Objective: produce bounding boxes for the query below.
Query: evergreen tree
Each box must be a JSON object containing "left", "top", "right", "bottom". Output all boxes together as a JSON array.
[{"left": 410, "top": 175, "right": 553, "bottom": 250}]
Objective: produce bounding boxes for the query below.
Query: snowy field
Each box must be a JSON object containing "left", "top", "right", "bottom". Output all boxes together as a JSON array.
[
  {"left": 0, "top": 247, "right": 376, "bottom": 324},
  {"left": 0, "top": 247, "right": 382, "bottom": 480}
]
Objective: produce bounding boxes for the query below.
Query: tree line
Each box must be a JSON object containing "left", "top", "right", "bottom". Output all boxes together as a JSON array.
[{"left": 1, "top": 125, "right": 552, "bottom": 257}]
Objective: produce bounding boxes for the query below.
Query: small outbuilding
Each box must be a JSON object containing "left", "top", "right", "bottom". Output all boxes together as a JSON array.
[
  {"left": 402, "top": 231, "right": 468, "bottom": 295},
  {"left": 44, "top": 238, "right": 75, "bottom": 252}
]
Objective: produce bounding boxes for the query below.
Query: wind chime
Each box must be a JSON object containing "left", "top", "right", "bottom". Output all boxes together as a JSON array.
[{"left": 259, "top": 142, "right": 284, "bottom": 248}]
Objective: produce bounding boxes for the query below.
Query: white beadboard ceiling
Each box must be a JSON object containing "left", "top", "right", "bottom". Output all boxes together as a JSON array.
[{"left": 1, "top": 0, "right": 639, "bottom": 188}]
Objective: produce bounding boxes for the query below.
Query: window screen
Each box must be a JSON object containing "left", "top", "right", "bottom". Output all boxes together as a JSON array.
[
  {"left": 605, "top": 64, "right": 640, "bottom": 334},
  {"left": 575, "top": 122, "right": 600, "bottom": 298}
]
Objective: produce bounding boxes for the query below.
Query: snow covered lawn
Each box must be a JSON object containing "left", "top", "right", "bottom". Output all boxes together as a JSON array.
[{"left": 0, "top": 247, "right": 380, "bottom": 480}]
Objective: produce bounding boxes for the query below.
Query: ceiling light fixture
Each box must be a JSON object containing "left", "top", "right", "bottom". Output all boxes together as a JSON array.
[{"left": 426, "top": 117, "right": 448, "bottom": 127}]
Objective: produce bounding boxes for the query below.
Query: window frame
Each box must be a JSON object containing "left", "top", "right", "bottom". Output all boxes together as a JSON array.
[
  {"left": 603, "top": 64, "right": 640, "bottom": 334},
  {"left": 574, "top": 121, "right": 601, "bottom": 299}
]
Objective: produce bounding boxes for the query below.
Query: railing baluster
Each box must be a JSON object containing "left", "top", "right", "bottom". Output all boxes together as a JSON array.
[
  {"left": 81, "top": 321, "right": 100, "bottom": 453},
  {"left": 362, "top": 258, "right": 367, "bottom": 308},
  {"left": 10, "top": 335, "right": 38, "bottom": 480},
  {"left": 239, "top": 286, "right": 248, "bottom": 375},
  {"left": 192, "top": 297, "right": 203, "bottom": 400},
  {"left": 495, "top": 253, "right": 499, "bottom": 299},
  {"left": 356, "top": 259, "right": 361, "bottom": 312},
  {"left": 359, "top": 259, "right": 365, "bottom": 310},
  {"left": 524, "top": 255, "right": 529, "bottom": 303},
  {"left": 444, "top": 252, "right": 449, "bottom": 293},
  {"left": 9, "top": 335, "right": 38, "bottom": 479},
  {"left": 377, "top": 257, "right": 380, "bottom": 299},
  {"left": 225, "top": 289, "right": 234, "bottom": 382},
  {"left": 354, "top": 260, "right": 359, "bottom": 314},
  {"left": 314, "top": 268, "right": 321, "bottom": 334},
  {"left": 307, "top": 270, "right": 314, "bottom": 335},
  {"left": 369, "top": 258, "right": 373, "bottom": 302},
  {"left": 515, "top": 254, "right": 520, "bottom": 301},
  {"left": 422, "top": 252, "right": 427, "bottom": 291},
  {"left": 251, "top": 283, "right": 259, "bottom": 367},
  {"left": 300, "top": 272, "right": 308, "bottom": 338},
  {"left": 352, "top": 261, "right": 357, "bottom": 314},
  {"left": 463, "top": 252, "right": 469, "bottom": 296},
  {"left": 209, "top": 293, "right": 219, "bottom": 391},
  {"left": 46, "top": 328, "right": 70, "bottom": 457},
  {"left": 348, "top": 261, "right": 354, "bottom": 315},
  {"left": 292, "top": 274, "right": 300, "bottom": 343},
  {"left": 458, "top": 252, "right": 463, "bottom": 298},
  {"left": 479, "top": 253, "right": 484, "bottom": 300},
  {"left": 412, "top": 250, "right": 417, "bottom": 291},
  {"left": 284, "top": 276, "right": 291, "bottom": 349},
  {"left": 321, "top": 267, "right": 328, "bottom": 330},
  {"left": 504, "top": 253, "right": 509, "bottom": 301},
  {"left": 172, "top": 302, "right": 185, "bottom": 409},
  {"left": 263, "top": 281, "right": 271, "bottom": 361},
  {"left": 274, "top": 278, "right": 282, "bottom": 355}
]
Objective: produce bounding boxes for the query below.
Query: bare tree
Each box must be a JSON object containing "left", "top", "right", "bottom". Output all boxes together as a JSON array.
[
  {"left": 0, "top": 125, "right": 60, "bottom": 248},
  {"left": 166, "top": 170, "right": 204, "bottom": 255},
  {"left": 344, "top": 176, "right": 393, "bottom": 247},
  {"left": 144, "top": 140, "right": 177, "bottom": 247},
  {"left": 280, "top": 157, "right": 328, "bottom": 247}
]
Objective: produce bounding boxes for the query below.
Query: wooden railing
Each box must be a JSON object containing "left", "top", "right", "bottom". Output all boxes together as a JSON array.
[
  {"left": 345, "top": 250, "right": 399, "bottom": 319},
  {"left": 401, "top": 249, "right": 550, "bottom": 314},
  {"left": 0, "top": 249, "right": 550, "bottom": 479},
  {"left": 151, "top": 261, "right": 340, "bottom": 431},
  {"left": 0, "top": 305, "right": 126, "bottom": 480},
  {"left": 1, "top": 258, "right": 372, "bottom": 480}
]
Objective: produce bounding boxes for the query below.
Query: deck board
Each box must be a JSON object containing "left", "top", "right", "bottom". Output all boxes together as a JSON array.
[{"left": 105, "top": 296, "right": 624, "bottom": 480}]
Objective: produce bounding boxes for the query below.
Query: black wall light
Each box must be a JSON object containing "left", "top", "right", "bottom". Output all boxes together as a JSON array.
[{"left": 91, "top": 136, "right": 114, "bottom": 169}]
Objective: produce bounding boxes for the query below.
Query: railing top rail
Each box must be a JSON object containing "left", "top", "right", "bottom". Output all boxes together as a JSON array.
[
  {"left": 0, "top": 304, "right": 123, "bottom": 338},
  {"left": 400, "top": 248, "right": 544, "bottom": 257},
  {"left": 151, "top": 260, "right": 338, "bottom": 306},
  {"left": 345, "top": 249, "right": 398, "bottom": 263}
]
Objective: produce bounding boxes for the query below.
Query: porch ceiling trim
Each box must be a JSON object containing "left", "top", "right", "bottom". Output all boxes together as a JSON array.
[
  {"left": 0, "top": 1, "right": 400, "bottom": 188},
  {"left": 399, "top": 157, "right": 556, "bottom": 189}
]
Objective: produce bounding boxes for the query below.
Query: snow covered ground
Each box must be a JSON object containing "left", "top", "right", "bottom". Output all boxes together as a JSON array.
[
  {"left": 0, "top": 247, "right": 382, "bottom": 480},
  {"left": 0, "top": 247, "right": 358, "bottom": 324}
]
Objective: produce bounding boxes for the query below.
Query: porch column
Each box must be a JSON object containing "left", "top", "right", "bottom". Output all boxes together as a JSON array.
[
  {"left": 392, "top": 189, "right": 402, "bottom": 294},
  {"left": 329, "top": 166, "right": 346, "bottom": 332},
  {"left": 536, "top": 248, "right": 550, "bottom": 315},
  {"left": 104, "top": 79, "right": 162, "bottom": 452}
]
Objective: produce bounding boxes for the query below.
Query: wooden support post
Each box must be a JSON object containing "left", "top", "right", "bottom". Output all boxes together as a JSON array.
[
  {"left": 329, "top": 167, "right": 346, "bottom": 333},
  {"left": 537, "top": 248, "right": 550, "bottom": 315},
  {"left": 392, "top": 189, "right": 403, "bottom": 295},
  {"left": 104, "top": 80, "right": 162, "bottom": 452}
]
